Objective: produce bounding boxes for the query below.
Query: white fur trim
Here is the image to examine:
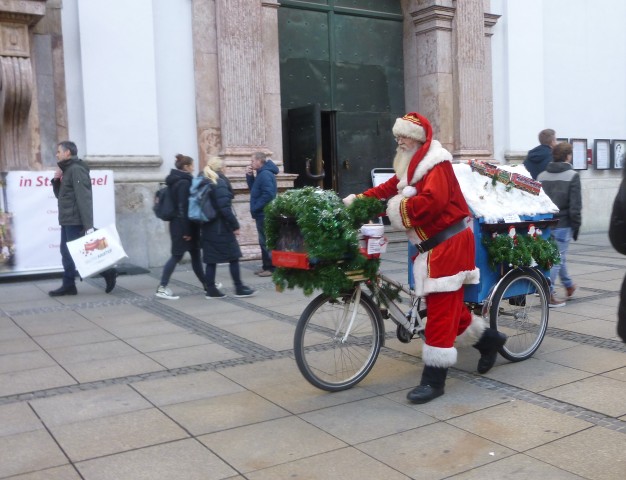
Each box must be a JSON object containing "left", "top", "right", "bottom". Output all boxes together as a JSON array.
[
  {"left": 422, "top": 344, "right": 457, "bottom": 368},
  {"left": 412, "top": 255, "right": 480, "bottom": 297},
  {"left": 402, "top": 185, "right": 417, "bottom": 198},
  {"left": 393, "top": 117, "right": 425, "bottom": 142},
  {"left": 423, "top": 268, "right": 480, "bottom": 295},
  {"left": 397, "top": 140, "right": 452, "bottom": 190},
  {"left": 386, "top": 195, "right": 406, "bottom": 230},
  {"left": 455, "top": 314, "right": 488, "bottom": 347}
]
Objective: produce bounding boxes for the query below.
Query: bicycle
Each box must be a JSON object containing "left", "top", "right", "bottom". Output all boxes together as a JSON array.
[{"left": 293, "top": 263, "right": 550, "bottom": 392}]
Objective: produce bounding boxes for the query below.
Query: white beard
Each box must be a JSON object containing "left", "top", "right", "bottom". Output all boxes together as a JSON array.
[{"left": 393, "top": 146, "right": 418, "bottom": 181}]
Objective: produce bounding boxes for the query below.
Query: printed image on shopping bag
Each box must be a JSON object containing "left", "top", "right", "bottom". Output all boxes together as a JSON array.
[{"left": 81, "top": 237, "right": 109, "bottom": 254}]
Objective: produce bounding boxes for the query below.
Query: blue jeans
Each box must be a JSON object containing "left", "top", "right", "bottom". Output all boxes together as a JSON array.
[
  {"left": 255, "top": 216, "right": 273, "bottom": 271},
  {"left": 550, "top": 227, "right": 574, "bottom": 294}
]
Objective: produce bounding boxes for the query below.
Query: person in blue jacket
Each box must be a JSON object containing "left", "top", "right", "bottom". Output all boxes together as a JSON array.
[
  {"left": 246, "top": 151, "right": 279, "bottom": 277},
  {"left": 524, "top": 128, "right": 557, "bottom": 179}
]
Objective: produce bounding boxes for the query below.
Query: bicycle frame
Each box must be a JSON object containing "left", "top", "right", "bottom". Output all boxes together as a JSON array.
[{"left": 367, "top": 273, "right": 426, "bottom": 340}]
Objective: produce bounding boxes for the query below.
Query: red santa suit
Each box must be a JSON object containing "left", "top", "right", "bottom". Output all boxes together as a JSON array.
[{"left": 359, "top": 113, "right": 484, "bottom": 369}]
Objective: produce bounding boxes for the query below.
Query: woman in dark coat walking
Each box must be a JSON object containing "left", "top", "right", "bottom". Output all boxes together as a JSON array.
[
  {"left": 609, "top": 167, "right": 626, "bottom": 342},
  {"left": 155, "top": 154, "right": 208, "bottom": 300},
  {"left": 201, "top": 156, "right": 255, "bottom": 298}
]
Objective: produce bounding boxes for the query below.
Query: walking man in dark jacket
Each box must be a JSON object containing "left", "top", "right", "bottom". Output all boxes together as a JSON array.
[
  {"left": 609, "top": 167, "right": 626, "bottom": 342},
  {"left": 524, "top": 128, "right": 557, "bottom": 179},
  {"left": 246, "top": 151, "right": 279, "bottom": 277},
  {"left": 49, "top": 141, "right": 117, "bottom": 296},
  {"left": 538, "top": 142, "right": 582, "bottom": 307}
]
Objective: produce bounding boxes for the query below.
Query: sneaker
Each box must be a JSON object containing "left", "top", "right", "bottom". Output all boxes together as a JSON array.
[
  {"left": 549, "top": 294, "right": 566, "bottom": 308},
  {"left": 203, "top": 282, "right": 223, "bottom": 293},
  {"left": 155, "top": 285, "right": 180, "bottom": 300},
  {"left": 205, "top": 285, "right": 226, "bottom": 299},
  {"left": 257, "top": 270, "right": 273, "bottom": 277},
  {"left": 234, "top": 286, "right": 256, "bottom": 298},
  {"left": 254, "top": 268, "right": 265, "bottom": 275},
  {"left": 566, "top": 285, "right": 577, "bottom": 298}
]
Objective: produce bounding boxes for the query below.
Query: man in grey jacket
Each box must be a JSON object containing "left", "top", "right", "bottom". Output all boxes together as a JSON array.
[
  {"left": 538, "top": 142, "right": 582, "bottom": 307},
  {"left": 49, "top": 141, "right": 117, "bottom": 296}
]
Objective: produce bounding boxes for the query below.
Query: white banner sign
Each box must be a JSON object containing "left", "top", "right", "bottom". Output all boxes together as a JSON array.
[{"left": 0, "top": 170, "right": 115, "bottom": 276}]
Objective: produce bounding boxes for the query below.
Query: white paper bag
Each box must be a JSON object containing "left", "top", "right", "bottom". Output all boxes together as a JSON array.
[{"left": 66, "top": 224, "right": 128, "bottom": 278}]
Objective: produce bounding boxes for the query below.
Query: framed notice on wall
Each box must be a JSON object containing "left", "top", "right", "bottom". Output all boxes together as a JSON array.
[
  {"left": 594, "top": 139, "right": 611, "bottom": 170},
  {"left": 612, "top": 139, "right": 626, "bottom": 169},
  {"left": 571, "top": 138, "right": 588, "bottom": 170}
]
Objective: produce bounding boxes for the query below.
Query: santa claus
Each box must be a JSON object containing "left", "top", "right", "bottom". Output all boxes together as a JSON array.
[{"left": 344, "top": 112, "right": 507, "bottom": 404}]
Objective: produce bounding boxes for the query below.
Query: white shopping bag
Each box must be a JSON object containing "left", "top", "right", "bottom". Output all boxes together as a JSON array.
[{"left": 66, "top": 224, "right": 128, "bottom": 278}]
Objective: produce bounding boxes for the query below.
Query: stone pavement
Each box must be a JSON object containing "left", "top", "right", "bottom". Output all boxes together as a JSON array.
[{"left": 0, "top": 233, "right": 625, "bottom": 479}]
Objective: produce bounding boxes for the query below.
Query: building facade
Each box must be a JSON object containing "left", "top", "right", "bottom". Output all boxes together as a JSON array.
[{"left": 0, "top": 0, "right": 623, "bottom": 270}]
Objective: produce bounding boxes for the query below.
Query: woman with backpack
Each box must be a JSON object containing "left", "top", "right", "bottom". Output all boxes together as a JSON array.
[
  {"left": 200, "top": 156, "right": 255, "bottom": 298},
  {"left": 155, "top": 154, "right": 213, "bottom": 300}
]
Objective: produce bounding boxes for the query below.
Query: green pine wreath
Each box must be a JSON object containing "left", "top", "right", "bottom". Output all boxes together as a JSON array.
[
  {"left": 265, "top": 188, "right": 385, "bottom": 297},
  {"left": 482, "top": 233, "right": 560, "bottom": 271}
]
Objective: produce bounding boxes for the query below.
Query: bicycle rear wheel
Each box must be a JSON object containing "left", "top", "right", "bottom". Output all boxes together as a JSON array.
[
  {"left": 294, "top": 287, "right": 384, "bottom": 391},
  {"left": 489, "top": 268, "right": 549, "bottom": 361}
]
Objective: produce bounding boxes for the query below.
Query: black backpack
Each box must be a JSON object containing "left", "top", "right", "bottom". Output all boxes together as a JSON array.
[{"left": 153, "top": 185, "right": 177, "bottom": 221}]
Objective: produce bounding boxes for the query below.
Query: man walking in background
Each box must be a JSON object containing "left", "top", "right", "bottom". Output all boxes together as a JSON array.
[
  {"left": 246, "top": 151, "right": 279, "bottom": 277},
  {"left": 524, "top": 128, "right": 557, "bottom": 179},
  {"left": 49, "top": 141, "right": 117, "bottom": 296}
]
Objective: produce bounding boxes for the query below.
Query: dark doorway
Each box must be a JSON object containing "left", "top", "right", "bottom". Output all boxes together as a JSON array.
[{"left": 278, "top": 0, "right": 404, "bottom": 196}]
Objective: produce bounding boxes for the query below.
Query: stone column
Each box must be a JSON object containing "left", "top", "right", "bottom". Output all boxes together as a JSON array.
[
  {"left": 191, "top": 0, "right": 221, "bottom": 167},
  {"left": 410, "top": 1, "right": 455, "bottom": 151},
  {"left": 261, "top": 0, "right": 283, "bottom": 166},
  {"left": 451, "top": 0, "right": 496, "bottom": 160},
  {"left": 0, "top": 0, "right": 46, "bottom": 172},
  {"left": 408, "top": 0, "right": 498, "bottom": 159},
  {"left": 215, "top": 0, "right": 268, "bottom": 171}
]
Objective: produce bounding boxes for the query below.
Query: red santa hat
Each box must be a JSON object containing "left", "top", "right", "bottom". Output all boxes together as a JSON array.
[
  {"left": 393, "top": 112, "right": 434, "bottom": 185},
  {"left": 392, "top": 112, "right": 427, "bottom": 142}
]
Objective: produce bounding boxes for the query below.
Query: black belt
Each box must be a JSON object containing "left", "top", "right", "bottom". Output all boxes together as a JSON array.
[{"left": 415, "top": 219, "right": 468, "bottom": 254}]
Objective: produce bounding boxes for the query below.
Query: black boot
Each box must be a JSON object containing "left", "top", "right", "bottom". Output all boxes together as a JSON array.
[
  {"left": 406, "top": 366, "right": 448, "bottom": 404},
  {"left": 48, "top": 285, "right": 78, "bottom": 297},
  {"left": 101, "top": 268, "right": 117, "bottom": 294},
  {"left": 473, "top": 328, "right": 507, "bottom": 374}
]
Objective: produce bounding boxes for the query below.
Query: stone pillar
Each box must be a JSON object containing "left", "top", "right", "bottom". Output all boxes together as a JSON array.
[
  {"left": 408, "top": 0, "right": 498, "bottom": 159},
  {"left": 410, "top": 1, "right": 455, "bottom": 151},
  {"left": 261, "top": 0, "right": 283, "bottom": 166},
  {"left": 215, "top": 0, "right": 270, "bottom": 170},
  {"left": 0, "top": 0, "right": 46, "bottom": 172},
  {"left": 191, "top": 0, "right": 221, "bottom": 167},
  {"left": 451, "top": 0, "right": 496, "bottom": 160}
]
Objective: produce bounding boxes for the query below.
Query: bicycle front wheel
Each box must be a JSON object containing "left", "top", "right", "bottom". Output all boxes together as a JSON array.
[
  {"left": 489, "top": 268, "right": 549, "bottom": 362},
  {"left": 294, "top": 288, "right": 384, "bottom": 391}
]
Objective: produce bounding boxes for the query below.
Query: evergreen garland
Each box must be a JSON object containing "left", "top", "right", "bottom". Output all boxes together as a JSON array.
[
  {"left": 265, "top": 188, "right": 385, "bottom": 297},
  {"left": 482, "top": 232, "right": 560, "bottom": 271}
]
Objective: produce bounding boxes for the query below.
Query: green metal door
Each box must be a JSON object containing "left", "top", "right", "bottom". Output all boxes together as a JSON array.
[{"left": 279, "top": 0, "right": 404, "bottom": 197}]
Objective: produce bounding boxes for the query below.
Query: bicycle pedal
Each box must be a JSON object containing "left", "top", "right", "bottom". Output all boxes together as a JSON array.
[{"left": 396, "top": 324, "right": 414, "bottom": 343}]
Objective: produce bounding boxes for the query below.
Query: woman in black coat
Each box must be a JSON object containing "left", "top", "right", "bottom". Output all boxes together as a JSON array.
[
  {"left": 609, "top": 168, "right": 626, "bottom": 342},
  {"left": 201, "top": 156, "right": 255, "bottom": 298},
  {"left": 155, "top": 154, "right": 207, "bottom": 300}
]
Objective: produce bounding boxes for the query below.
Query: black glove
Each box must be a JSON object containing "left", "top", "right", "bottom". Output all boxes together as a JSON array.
[{"left": 572, "top": 228, "right": 579, "bottom": 241}]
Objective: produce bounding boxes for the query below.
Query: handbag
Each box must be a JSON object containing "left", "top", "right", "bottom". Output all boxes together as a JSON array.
[{"left": 66, "top": 223, "right": 128, "bottom": 278}]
